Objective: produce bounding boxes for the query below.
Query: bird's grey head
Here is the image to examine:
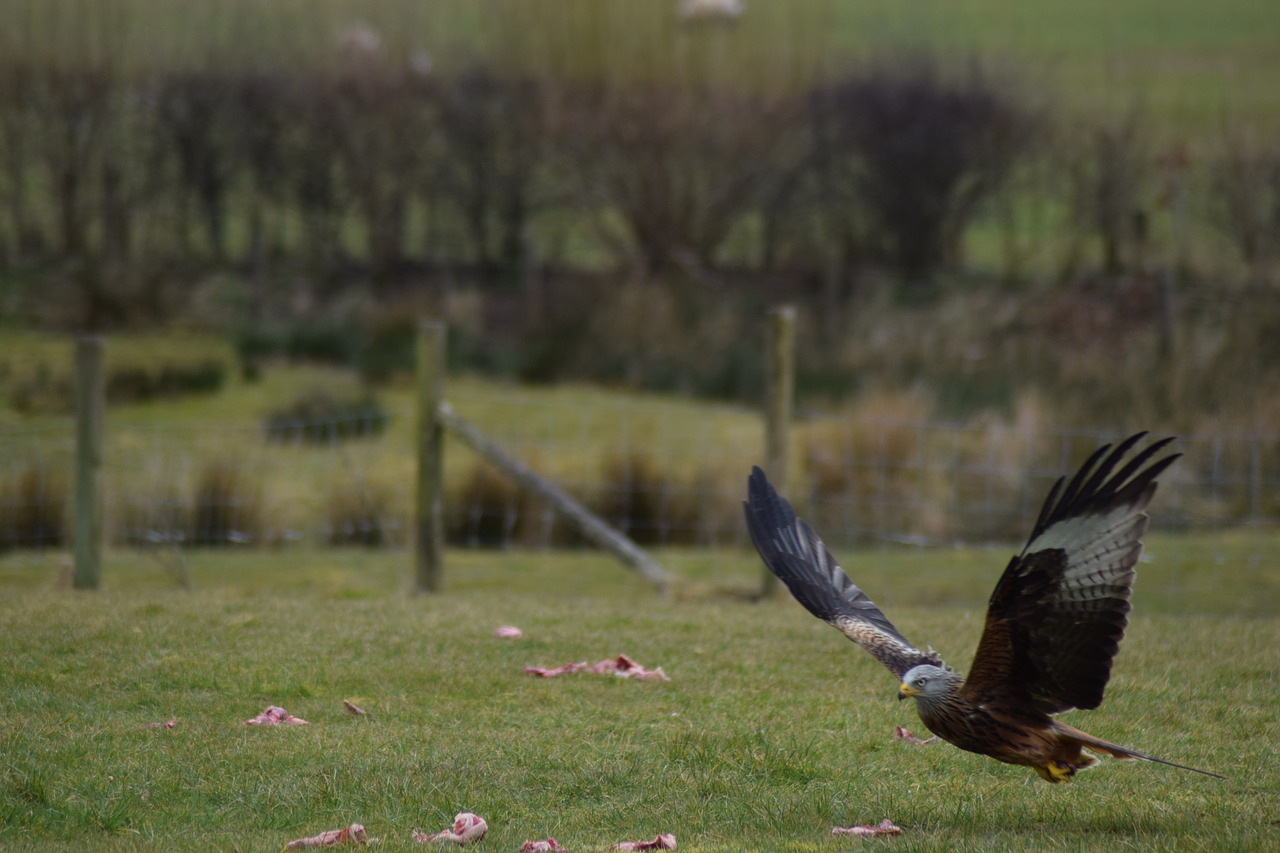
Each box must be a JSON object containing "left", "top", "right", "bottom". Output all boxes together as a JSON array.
[{"left": 898, "top": 664, "right": 955, "bottom": 704}]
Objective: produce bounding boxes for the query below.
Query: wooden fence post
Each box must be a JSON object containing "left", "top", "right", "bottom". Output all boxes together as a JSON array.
[
  {"left": 437, "top": 404, "right": 671, "bottom": 594},
  {"left": 73, "top": 335, "right": 104, "bottom": 589},
  {"left": 415, "top": 320, "right": 446, "bottom": 593},
  {"left": 762, "top": 305, "right": 795, "bottom": 597}
]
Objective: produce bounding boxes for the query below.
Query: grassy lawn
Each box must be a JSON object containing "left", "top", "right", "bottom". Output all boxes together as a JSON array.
[{"left": 1, "top": 535, "right": 1275, "bottom": 852}]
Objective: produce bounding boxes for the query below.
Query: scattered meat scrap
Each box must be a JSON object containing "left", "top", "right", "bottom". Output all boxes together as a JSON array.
[
  {"left": 526, "top": 654, "right": 668, "bottom": 681},
  {"left": 893, "top": 724, "right": 938, "bottom": 745},
  {"left": 519, "top": 840, "right": 564, "bottom": 852},
  {"left": 495, "top": 625, "right": 524, "bottom": 639},
  {"left": 609, "top": 833, "right": 677, "bottom": 851},
  {"left": 245, "top": 705, "right": 309, "bottom": 726},
  {"left": 285, "top": 823, "right": 370, "bottom": 848},
  {"left": 832, "top": 819, "right": 903, "bottom": 838},
  {"left": 589, "top": 655, "right": 668, "bottom": 680},
  {"left": 343, "top": 700, "right": 367, "bottom": 716},
  {"left": 145, "top": 718, "right": 177, "bottom": 729},
  {"left": 525, "top": 661, "right": 589, "bottom": 677},
  {"left": 413, "top": 812, "right": 488, "bottom": 845}
]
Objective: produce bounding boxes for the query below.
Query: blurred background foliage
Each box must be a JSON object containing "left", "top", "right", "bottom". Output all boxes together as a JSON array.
[{"left": 1, "top": 0, "right": 1278, "bottom": 434}]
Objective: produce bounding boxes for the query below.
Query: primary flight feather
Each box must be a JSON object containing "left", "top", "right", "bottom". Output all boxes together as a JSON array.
[{"left": 744, "top": 433, "right": 1221, "bottom": 783}]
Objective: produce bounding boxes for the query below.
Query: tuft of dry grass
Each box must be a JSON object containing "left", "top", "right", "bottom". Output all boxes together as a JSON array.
[
  {"left": 0, "top": 462, "right": 66, "bottom": 551},
  {"left": 190, "top": 461, "right": 264, "bottom": 546},
  {"left": 115, "top": 480, "right": 187, "bottom": 547},
  {"left": 327, "top": 477, "right": 396, "bottom": 547},
  {"left": 801, "top": 390, "right": 946, "bottom": 542},
  {"left": 448, "top": 459, "right": 531, "bottom": 548},
  {"left": 595, "top": 449, "right": 706, "bottom": 547}
]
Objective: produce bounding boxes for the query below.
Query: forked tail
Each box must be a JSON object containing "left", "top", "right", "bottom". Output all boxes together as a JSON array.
[{"left": 1054, "top": 721, "right": 1224, "bottom": 779}]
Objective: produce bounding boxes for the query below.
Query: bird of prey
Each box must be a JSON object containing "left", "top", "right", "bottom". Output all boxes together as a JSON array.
[{"left": 744, "top": 433, "right": 1221, "bottom": 783}]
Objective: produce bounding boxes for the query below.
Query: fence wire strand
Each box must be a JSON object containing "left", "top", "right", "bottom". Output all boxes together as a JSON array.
[{"left": 2, "top": 393, "right": 1278, "bottom": 571}]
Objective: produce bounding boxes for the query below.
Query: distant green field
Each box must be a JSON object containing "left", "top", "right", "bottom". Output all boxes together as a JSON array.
[
  {"left": 0, "top": 538, "right": 1275, "bottom": 851},
  {"left": 823, "top": 0, "right": 1280, "bottom": 131},
  {"left": 7, "top": 0, "right": 1279, "bottom": 132},
  {"left": 4, "top": 329, "right": 1279, "bottom": 554},
  {"left": 0, "top": 331, "right": 766, "bottom": 547}
]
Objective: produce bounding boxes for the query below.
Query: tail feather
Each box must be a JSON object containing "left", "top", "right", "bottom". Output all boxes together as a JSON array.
[{"left": 1054, "top": 721, "right": 1224, "bottom": 779}]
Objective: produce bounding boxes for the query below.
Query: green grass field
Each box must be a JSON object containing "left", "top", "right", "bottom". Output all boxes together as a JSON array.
[{"left": 1, "top": 536, "right": 1276, "bottom": 852}]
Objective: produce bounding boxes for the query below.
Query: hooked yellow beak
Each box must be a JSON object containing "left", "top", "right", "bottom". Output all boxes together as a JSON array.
[{"left": 898, "top": 683, "right": 919, "bottom": 701}]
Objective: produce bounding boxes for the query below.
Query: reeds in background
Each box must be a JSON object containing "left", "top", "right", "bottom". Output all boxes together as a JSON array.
[
  {"left": 0, "top": 461, "right": 66, "bottom": 551},
  {"left": 190, "top": 461, "right": 262, "bottom": 546},
  {"left": 327, "top": 476, "right": 395, "bottom": 547}
]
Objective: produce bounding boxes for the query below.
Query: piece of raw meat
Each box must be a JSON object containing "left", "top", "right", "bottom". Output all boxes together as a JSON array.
[
  {"left": 245, "top": 706, "right": 309, "bottom": 726},
  {"left": 518, "top": 840, "right": 563, "bottom": 852},
  {"left": 412, "top": 812, "right": 488, "bottom": 845},
  {"left": 285, "top": 823, "right": 369, "bottom": 848},
  {"left": 609, "top": 833, "right": 676, "bottom": 850},
  {"left": 526, "top": 654, "right": 668, "bottom": 681},
  {"left": 832, "top": 819, "right": 902, "bottom": 838}
]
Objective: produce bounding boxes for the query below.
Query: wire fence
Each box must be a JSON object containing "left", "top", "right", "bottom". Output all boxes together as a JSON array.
[
  {"left": 2, "top": 386, "right": 1278, "bottom": 563},
  {"left": 437, "top": 394, "right": 1280, "bottom": 549}
]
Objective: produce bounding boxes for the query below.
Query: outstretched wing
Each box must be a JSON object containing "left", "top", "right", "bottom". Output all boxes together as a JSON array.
[
  {"left": 960, "top": 433, "right": 1180, "bottom": 714},
  {"left": 744, "top": 466, "right": 945, "bottom": 680}
]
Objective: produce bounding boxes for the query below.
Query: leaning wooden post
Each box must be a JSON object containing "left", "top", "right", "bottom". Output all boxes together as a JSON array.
[
  {"left": 762, "top": 305, "right": 796, "bottom": 597},
  {"left": 73, "top": 335, "right": 104, "bottom": 590},
  {"left": 415, "top": 320, "right": 446, "bottom": 594},
  {"left": 437, "top": 404, "right": 671, "bottom": 595}
]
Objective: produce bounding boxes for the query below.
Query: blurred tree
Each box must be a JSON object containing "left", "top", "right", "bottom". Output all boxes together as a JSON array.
[
  {"left": 565, "top": 83, "right": 795, "bottom": 279},
  {"left": 819, "top": 56, "right": 1033, "bottom": 294},
  {"left": 0, "top": 59, "right": 45, "bottom": 260},
  {"left": 1211, "top": 128, "right": 1280, "bottom": 276},
  {"left": 156, "top": 71, "right": 237, "bottom": 262},
  {"left": 436, "top": 69, "right": 553, "bottom": 285},
  {"left": 1061, "top": 110, "right": 1152, "bottom": 278}
]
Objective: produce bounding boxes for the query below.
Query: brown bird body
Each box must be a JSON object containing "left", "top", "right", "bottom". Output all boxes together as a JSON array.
[
  {"left": 744, "top": 433, "right": 1221, "bottom": 783},
  {"left": 898, "top": 665, "right": 1156, "bottom": 782}
]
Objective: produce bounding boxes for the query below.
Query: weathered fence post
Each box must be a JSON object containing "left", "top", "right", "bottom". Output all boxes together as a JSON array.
[
  {"left": 762, "top": 305, "right": 796, "bottom": 597},
  {"left": 73, "top": 335, "right": 104, "bottom": 589},
  {"left": 436, "top": 404, "right": 671, "bottom": 594},
  {"left": 415, "top": 320, "right": 446, "bottom": 593}
]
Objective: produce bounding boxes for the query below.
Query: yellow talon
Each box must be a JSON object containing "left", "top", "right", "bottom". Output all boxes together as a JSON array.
[{"left": 1047, "top": 762, "right": 1075, "bottom": 783}]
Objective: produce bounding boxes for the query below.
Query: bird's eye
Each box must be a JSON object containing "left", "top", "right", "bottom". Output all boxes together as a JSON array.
[{"left": 919, "top": 678, "right": 928, "bottom": 686}]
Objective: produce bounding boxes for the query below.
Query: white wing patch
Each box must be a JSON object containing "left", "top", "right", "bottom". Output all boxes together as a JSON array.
[
  {"left": 1025, "top": 502, "right": 1149, "bottom": 606},
  {"left": 1025, "top": 502, "right": 1138, "bottom": 554}
]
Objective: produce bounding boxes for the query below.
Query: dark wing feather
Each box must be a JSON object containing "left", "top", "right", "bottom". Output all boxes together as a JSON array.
[
  {"left": 744, "top": 466, "right": 945, "bottom": 680},
  {"left": 961, "top": 433, "right": 1179, "bottom": 714}
]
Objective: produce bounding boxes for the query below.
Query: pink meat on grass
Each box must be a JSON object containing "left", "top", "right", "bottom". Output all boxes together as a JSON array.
[
  {"left": 245, "top": 705, "right": 309, "bottom": 726},
  {"left": 893, "top": 724, "right": 937, "bottom": 745},
  {"left": 519, "top": 840, "right": 564, "bottom": 852},
  {"left": 609, "top": 833, "right": 677, "bottom": 850},
  {"left": 413, "top": 812, "right": 488, "bottom": 845},
  {"left": 285, "top": 823, "right": 370, "bottom": 848},
  {"left": 832, "top": 819, "right": 903, "bottom": 838},
  {"left": 526, "top": 654, "right": 668, "bottom": 681},
  {"left": 526, "top": 661, "right": 589, "bottom": 677}
]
